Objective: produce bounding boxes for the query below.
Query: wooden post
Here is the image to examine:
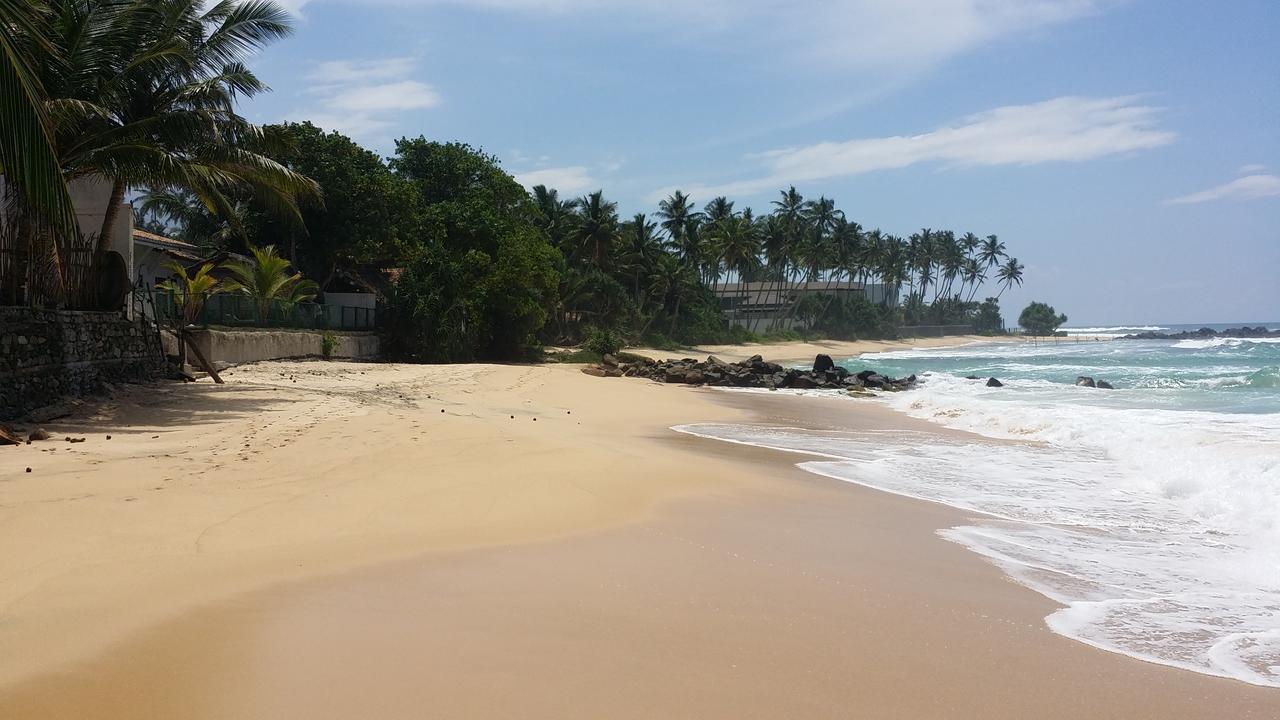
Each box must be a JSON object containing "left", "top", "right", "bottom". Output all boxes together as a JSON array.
[{"left": 179, "top": 329, "right": 223, "bottom": 384}]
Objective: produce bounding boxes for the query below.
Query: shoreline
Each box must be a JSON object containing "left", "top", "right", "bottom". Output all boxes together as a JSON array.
[
  {"left": 2, "top": 347, "right": 1275, "bottom": 716},
  {"left": 629, "top": 333, "right": 1109, "bottom": 364}
]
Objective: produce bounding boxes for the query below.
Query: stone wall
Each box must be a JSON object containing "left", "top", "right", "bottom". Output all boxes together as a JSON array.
[
  {"left": 185, "top": 328, "right": 380, "bottom": 366},
  {"left": 1, "top": 307, "right": 166, "bottom": 420}
]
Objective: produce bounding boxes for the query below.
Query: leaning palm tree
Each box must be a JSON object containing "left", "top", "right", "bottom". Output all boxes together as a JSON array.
[
  {"left": 995, "top": 257, "right": 1025, "bottom": 298},
  {"left": 221, "top": 243, "right": 318, "bottom": 324}
]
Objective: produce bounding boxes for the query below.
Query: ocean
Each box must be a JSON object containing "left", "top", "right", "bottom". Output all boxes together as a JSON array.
[{"left": 677, "top": 327, "right": 1280, "bottom": 686}]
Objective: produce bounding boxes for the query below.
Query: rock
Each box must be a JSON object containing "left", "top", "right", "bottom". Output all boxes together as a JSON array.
[
  {"left": 986, "top": 377, "right": 1003, "bottom": 387},
  {"left": 28, "top": 427, "right": 51, "bottom": 441},
  {"left": 813, "top": 354, "right": 835, "bottom": 373},
  {"left": 581, "top": 366, "right": 608, "bottom": 377},
  {"left": 1076, "top": 376, "right": 1096, "bottom": 388},
  {"left": 746, "top": 354, "right": 763, "bottom": 365},
  {"left": 965, "top": 375, "right": 982, "bottom": 380},
  {"left": 1096, "top": 380, "right": 1114, "bottom": 389},
  {"left": 601, "top": 353, "right": 618, "bottom": 367},
  {"left": 789, "top": 375, "right": 819, "bottom": 389},
  {"left": 602, "top": 367, "right": 624, "bottom": 378}
]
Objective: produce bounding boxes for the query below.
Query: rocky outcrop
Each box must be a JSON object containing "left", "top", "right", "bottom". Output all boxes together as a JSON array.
[
  {"left": 584, "top": 353, "right": 917, "bottom": 393},
  {"left": 1076, "top": 376, "right": 1096, "bottom": 388},
  {"left": 986, "top": 377, "right": 1003, "bottom": 387},
  {"left": 1121, "top": 326, "right": 1279, "bottom": 340},
  {"left": 1096, "top": 380, "right": 1114, "bottom": 389}
]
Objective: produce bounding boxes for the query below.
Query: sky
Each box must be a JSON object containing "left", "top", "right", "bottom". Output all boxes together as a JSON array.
[{"left": 242, "top": 0, "right": 1280, "bottom": 326}]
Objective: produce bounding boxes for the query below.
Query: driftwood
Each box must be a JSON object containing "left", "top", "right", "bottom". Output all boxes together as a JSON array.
[{"left": 0, "top": 426, "right": 22, "bottom": 445}]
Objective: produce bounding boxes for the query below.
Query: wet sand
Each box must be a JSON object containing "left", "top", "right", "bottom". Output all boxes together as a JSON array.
[{"left": 1, "top": 363, "right": 1276, "bottom": 718}]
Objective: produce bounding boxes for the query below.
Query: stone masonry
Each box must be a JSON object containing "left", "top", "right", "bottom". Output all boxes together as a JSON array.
[{"left": 0, "top": 307, "right": 166, "bottom": 420}]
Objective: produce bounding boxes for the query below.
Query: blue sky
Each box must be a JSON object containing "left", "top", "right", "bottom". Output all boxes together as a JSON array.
[{"left": 243, "top": 0, "right": 1280, "bottom": 326}]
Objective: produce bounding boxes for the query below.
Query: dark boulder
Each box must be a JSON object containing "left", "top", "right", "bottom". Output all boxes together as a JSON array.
[
  {"left": 986, "top": 377, "right": 1003, "bottom": 387},
  {"left": 1096, "top": 380, "right": 1114, "bottom": 389},
  {"left": 813, "top": 354, "right": 835, "bottom": 373},
  {"left": 1076, "top": 376, "right": 1096, "bottom": 388}
]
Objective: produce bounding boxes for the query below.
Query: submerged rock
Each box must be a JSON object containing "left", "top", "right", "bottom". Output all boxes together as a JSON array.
[
  {"left": 1096, "top": 380, "right": 1115, "bottom": 389},
  {"left": 986, "top": 377, "right": 1003, "bottom": 387},
  {"left": 1076, "top": 376, "right": 1097, "bottom": 388}
]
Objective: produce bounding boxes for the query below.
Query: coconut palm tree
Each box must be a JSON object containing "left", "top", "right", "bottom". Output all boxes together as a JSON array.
[
  {"left": 36, "top": 0, "right": 318, "bottom": 250},
  {"left": 995, "top": 256, "right": 1025, "bottom": 298},
  {"left": 979, "top": 234, "right": 1006, "bottom": 273},
  {"left": 221, "top": 243, "right": 318, "bottom": 324},
  {"left": 617, "top": 212, "right": 661, "bottom": 307},
  {"left": 657, "top": 190, "right": 702, "bottom": 271},
  {"left": 531, "top": 184, "right": 578, "bottom": 249},
  {"left": 567, "top": 190, "right": 618, "bottom": 270},
  {"left": 0, "top": 0, "right": 76, "bottom": 235}
]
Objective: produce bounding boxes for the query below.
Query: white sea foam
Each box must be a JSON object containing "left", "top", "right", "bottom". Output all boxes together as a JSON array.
[
  {"left": 1173, "top": 337, "right": 1280, "bottom": 349},
  {"left": 675, "top": 368, "right": 1280, "bottom": 686}
]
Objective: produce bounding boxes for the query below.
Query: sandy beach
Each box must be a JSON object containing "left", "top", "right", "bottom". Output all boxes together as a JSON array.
[{"left": 1, "top": 345, "right": 1275, "bottom": 718}]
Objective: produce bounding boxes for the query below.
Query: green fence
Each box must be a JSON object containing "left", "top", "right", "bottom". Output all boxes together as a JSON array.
[{"left": 149, "top": 290, "right": 376, "bottom": 331}]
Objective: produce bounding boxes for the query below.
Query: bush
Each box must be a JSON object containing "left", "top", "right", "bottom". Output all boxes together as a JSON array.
[
  {"left": 321, "top": 331, "right": 338, "bottom": 359},
  {"left": 1018, "top": 301, "right": 1068, "bottom": 336},
  {"left": 584, "top": 326, "right": 623, "bottom": 356}
]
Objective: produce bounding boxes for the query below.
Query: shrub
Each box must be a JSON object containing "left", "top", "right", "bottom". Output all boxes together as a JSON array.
[
  {"left": 1018, "top": 301, "right": 1068, "bottom": 336},
  {"left": 321, "top": 331, "right": 338, "bottom": 359},
  {"left": 584, "top": 326, "right": 623, "bottom": 356}
]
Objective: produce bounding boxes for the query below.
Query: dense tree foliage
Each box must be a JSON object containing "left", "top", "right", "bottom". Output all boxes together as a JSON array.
[
  {"left": 1019, "top": 301, "right": 1068, "bottom": 336},
  {"left": 383, "top": 139, "right": 559, "bottom": 361}
]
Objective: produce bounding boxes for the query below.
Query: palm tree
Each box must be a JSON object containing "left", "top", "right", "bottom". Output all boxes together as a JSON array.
[
  {"left": 979, "top": 235, "right": 1006, "bottom": 273},
  {"left": 703, "top": 196, "right": 735, "bottom": 224},
  {"left": 221, "top": 243, "right": 318, "bottom": 323},
  {"left": 617, "top": 212, "right": 661, "bottom": 307},
  {"left": 657, "top": 190, "right": 704, "bottom": 276},
  {"left": 156, "top": 259, "right": 221, "bottom": 326},
  {"left": 995, "top": 257, "right": 1025, "bottom": 299},
  {"left": 766, "top": 186, "right": 806, "bottom": 330},
  {"left": 37, "top": 0, "right": 318, "bottom": 250},
  {"left": 0, "top": 0, "right": 77, "bottom": 235},
  {"left": 531, "top": 184, "right": 578, "bottom": 249},
  {"left": 706, "top": 213, "right": 760, "bottom": 325},
  {"left": 567, "top": 190, "right": 618, "bottom": 270}
]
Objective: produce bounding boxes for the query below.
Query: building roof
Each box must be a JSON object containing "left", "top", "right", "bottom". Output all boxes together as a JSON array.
[{"left": 132, "top": 228, "right": 199, "bottom": 253}]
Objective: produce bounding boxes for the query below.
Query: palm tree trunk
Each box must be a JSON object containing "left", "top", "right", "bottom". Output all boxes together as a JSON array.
[{"left": 97, "top": 179, "right": 126, "bottom": 254}]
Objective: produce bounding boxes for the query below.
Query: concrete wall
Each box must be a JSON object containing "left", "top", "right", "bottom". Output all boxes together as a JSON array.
[
  {"left": 69, "top": 177, "right": 133, "bottom": 272},
  {"left": 185, "top": 328, "right": 380, "bottom": 366},
  {"left": 0, "top": 307, "right": 166, "bottom": 420}
]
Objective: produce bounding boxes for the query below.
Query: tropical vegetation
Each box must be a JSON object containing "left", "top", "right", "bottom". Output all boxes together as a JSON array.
[
  {"left": 2, "top": 0, "right": 1039, "bottom": 363},
  {"left": 1018, "top": 302, "right": 1068, "bottom": 336}
]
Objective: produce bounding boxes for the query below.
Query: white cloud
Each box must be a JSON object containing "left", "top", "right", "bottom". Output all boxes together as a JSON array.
[
  {"left": 1165, "top": 174, "right": 1280, "bottom": 205},
  {"left": 281, "top": 1, "right": 1106, "bottom": 76},
  {"left": 328, "top": 80, "right": 441, "bottom": 112},
  {"left": 307, "top": 57, "right": 417, "bottom": 86},
  {"left": 1239, "top": 163, "right": 1268, "bottom": 174},
  {"left": 652, "top": 95, "right": 1174, "bottom": 200},
  {"left": 514, "top": 166, "right": 597, "bottom": 194},
  {"left": 289, "top": 55, "right": 438, "bottom": 139}
]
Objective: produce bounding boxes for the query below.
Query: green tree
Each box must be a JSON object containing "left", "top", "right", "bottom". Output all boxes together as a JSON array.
[
  {"left": 259, "top": 121, "right": 418, "bottom": 285},
  {"left": 973, "top": 297, "right": 1004, "bottom": 334},
  {"left": 1018, "top": 301, "right": 1067, "bottom": 336},
  {"left": 386, "top": 139, "right": 559, "bottom": 361}
]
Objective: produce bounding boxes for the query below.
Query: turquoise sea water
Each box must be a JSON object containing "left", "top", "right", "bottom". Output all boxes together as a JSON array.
[{"left": 678, "top": 326, "right": 1280, "bottom": 686}]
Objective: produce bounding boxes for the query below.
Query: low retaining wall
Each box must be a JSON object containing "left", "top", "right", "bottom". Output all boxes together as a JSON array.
[
  {"left": 1, "top": 307, "right": 166, "bottom": 420},
  {"left": 185, "top": 328, "right": 380, "bottom": 366}
]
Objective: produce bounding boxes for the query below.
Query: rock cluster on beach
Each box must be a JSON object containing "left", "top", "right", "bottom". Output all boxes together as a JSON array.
[
  {"left": 1121, "top": 326, "right": 1278, "bottom": 340},
  {"left": 583, "top": 353, "right": 918, "bottom": 392}
]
